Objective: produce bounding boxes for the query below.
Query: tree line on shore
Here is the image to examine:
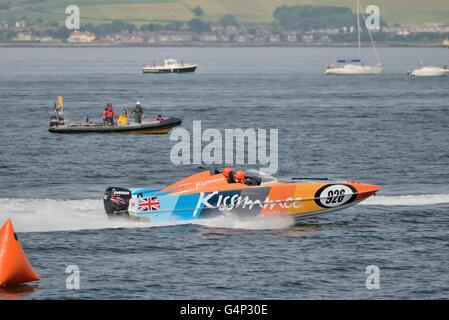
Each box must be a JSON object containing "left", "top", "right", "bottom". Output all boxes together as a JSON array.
[{"left": 1, "top": 4, "right": 447, "bottom": 43}]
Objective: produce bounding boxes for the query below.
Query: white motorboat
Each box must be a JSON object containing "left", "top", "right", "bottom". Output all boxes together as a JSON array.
[
  {"left": 142, "top": 58, "right": 198, "bottom": 73},
  {"left": 407, "top": 64, "right": 449, "bottom": 77},
  {"left": 325, "top": 0, "right": 382, "bottom": 75}
]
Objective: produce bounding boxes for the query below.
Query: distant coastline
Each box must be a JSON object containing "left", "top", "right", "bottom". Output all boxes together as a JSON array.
[{"left": 0, "top": 41, "right": 446, "bottom": 48}]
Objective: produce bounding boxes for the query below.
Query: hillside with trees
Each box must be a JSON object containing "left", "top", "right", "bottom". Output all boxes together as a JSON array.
[{"left": 1, "top": 0, "right": 449, "bottom": 26}]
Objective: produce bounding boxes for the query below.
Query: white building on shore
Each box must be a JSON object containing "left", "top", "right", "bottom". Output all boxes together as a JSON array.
[{"left": 67, "top": 31, "right": 96, "bottom": 43}]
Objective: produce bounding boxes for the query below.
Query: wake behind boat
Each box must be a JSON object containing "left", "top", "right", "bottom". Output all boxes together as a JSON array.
[
  {"left": 103, "top": 168, "right": 380, "bottom": 222},
  {"left": 142, "top": 58, "right": 198, "bottom": 73}
]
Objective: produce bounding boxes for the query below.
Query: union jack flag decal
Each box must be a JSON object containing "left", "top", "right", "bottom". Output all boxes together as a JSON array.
[{"left": 138, "top": 197, "right": 160, "bottom": 211}]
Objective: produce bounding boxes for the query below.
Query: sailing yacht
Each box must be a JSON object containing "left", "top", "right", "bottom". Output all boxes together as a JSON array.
[{"left": 325, "top": 0, "right": 382, "bottom": 75}]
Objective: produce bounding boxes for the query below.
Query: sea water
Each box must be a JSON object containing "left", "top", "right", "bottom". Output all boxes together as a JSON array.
[{"left": 0, "top": 47, "right": 448, "bottom": 299}]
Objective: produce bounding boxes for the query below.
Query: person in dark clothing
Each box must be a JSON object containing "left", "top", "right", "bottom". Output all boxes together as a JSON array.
[
  {"left": 244, "top": 176, "right": 261, "bottom": 186},
  {"left": 132, "top": 101, "right": 144, "bottom": 124},
  {"left": 102, "top": 108, "right": 108, "bottom": 124}
]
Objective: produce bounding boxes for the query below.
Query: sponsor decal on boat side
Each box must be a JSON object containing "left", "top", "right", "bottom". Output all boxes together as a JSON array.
[
  {"left": 110, "top": 195, "right": 127, "bottom": 205},
  {"left": 113, "top": 190, "right": 130, "bottom": 195},
  {"left": 195, "top": 176, "right": 227, "bottom": 189},
  {"left": 195, "top": 191, "right": 302, "bottom": 215}
]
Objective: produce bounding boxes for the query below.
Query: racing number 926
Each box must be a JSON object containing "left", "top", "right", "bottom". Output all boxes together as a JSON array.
[
  {"left": 325, "top": 189, "right": 346, "bottom": 204},
  {"left": 315, "top": 184, "right": 357, "bottom": 208}
]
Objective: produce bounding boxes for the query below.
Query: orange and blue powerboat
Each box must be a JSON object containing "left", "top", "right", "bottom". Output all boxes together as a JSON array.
[{"left": 103, "top": 169, "right": 380, "bottom": 222}]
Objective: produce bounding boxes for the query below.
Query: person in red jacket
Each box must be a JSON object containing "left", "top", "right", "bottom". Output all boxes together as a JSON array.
[{"left": 103, "top": 103, "right": 115, "bottom": 126}]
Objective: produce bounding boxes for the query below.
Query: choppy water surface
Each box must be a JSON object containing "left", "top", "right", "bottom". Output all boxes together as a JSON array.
[{"left": 0, "top": 47, "right": 448, "bottom": 299}]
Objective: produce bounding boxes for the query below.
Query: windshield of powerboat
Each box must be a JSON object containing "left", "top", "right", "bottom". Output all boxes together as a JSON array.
[{"left": 244, "top": 169, "right": 278, "bottom": 184}]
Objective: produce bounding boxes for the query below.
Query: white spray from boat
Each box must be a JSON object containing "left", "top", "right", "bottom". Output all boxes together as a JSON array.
[{"left": 0, "top": 194, "right": 448, "bottom": 233}]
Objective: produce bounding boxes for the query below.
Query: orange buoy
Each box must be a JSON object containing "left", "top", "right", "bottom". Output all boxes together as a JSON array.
[{"left": 0, "top": 219, "right": 40, "bottom": 286}]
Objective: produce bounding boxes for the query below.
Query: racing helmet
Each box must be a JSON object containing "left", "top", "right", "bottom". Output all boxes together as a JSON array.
[
  {"left": 223, "top": 167, "right": 233, "bottom": 178},
  {"left": 234, "top": 170, "right": 245, "bottom": 183}
]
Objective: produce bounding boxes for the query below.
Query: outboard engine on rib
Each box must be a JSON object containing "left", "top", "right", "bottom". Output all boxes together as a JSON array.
[
  {"left": 49, "top": 114, "right": 64, "bottom": 127},
  {"left": 49, "top": 100, "right": 65, "bottom": 127},
  {"left": 103, "top": 187, "right": 132, "bottom": 217}
]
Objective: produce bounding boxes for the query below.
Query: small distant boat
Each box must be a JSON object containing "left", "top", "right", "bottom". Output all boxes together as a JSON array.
[
  {"left": 407, "top": 63, "right": 449, "bottom": 77},
  {"left": 442, "top": 38, "right": 449, "bottom": 48},
  {"left": 142, "top": 58, "right": 198, "bottom": 73},
  {"left": 48, "top": 96, "right": 182, "bottom": 134},
  {"left": 49, "top": 117, "right": 182, "bottom": 134},
  {"left": 325, "top": 0, "right": 382, "bottom": 75}
]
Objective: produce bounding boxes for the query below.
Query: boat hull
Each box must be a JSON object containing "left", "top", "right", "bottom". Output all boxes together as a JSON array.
[
  {"left": 142, "top": 66, "right": 197, "bottom": 73},
  {"left": 104, "top": 179, "right": 380, "bottom": 223},
  {"left": 409, "top": 68, "right": 449, "bottom": 77},
  {"left": 49, "top": 117, "right": 182, "bottom": 134},
  {"left": 325, "top": 64, "right": 383, "bottom": 75}
]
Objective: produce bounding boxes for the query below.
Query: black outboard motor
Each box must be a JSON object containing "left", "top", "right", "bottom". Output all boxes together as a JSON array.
[{"left": 104, "top": 187, "right": 132, "bottom": 217}]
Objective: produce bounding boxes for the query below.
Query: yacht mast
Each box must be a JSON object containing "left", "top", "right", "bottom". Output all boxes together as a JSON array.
[
  {"left": 356, "top": 0, "right": 361, "bottom": 60},
  {"left": 358, "top": 0, "right": 382, "bottom": 64}
]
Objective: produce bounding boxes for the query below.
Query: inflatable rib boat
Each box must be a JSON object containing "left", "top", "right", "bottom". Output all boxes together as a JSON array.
[
  {"left": 49, "top": 117, "right": 182, "bottom": 134},
  {"left": 104, "top": 169, "right": 380, "bottom": 222}
]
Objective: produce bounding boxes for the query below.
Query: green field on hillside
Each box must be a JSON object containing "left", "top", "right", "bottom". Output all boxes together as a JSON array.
[{"left": 1, "top": 0, "right": 448, "bottom": 26}]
